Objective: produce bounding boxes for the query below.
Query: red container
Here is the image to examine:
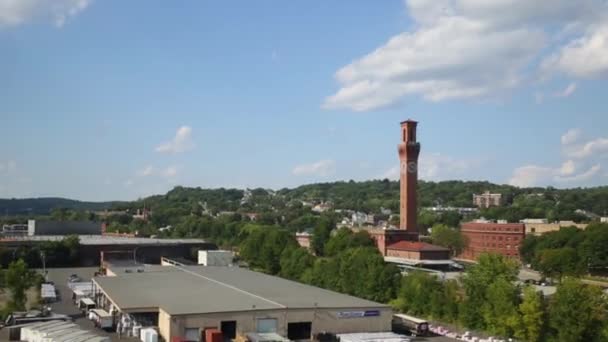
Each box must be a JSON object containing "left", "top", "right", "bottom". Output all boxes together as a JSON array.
[{"left": 205, "top": 329, "right": 223, "bottom": 342}]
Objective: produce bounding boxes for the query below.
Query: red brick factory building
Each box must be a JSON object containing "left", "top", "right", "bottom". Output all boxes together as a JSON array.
[{"left": 458, "top": 221, "right": 526, "bottom": 261}]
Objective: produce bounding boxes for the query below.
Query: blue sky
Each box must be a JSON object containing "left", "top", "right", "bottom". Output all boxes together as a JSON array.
[{"left": 1, "top": 0, "right": 608, "bottom": 201}]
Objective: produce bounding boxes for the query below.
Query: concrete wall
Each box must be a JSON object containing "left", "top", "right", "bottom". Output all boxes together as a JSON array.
[
  {"left": 386, "top": 249, "right": 421, "bottom": 260},
  {"left": 160, "top": 307, "right": 392, "bottom": 341},
  {"left": 198, "top": 250, "right": 233, "bottom": 266},
  {"left": 28, "top": 220, "right": 102, "bottom": 236}
]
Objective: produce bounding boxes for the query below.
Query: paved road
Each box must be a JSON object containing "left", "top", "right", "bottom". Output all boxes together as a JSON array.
[{"left": 44, "top": 267, "right": 139, "bottom": 342}]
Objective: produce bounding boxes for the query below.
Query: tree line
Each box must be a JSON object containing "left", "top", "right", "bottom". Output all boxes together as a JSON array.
[
  {"left": 394, "top": 254, "right": 607, "bottom": 341},
  {"left": 4, "top": 181, "right": 608, "bottom": 227},
  {"left": 520, "top": 222, "right": 608, "bottom": 279}
]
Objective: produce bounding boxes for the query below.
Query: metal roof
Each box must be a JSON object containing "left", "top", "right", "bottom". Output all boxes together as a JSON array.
[
  {"left": 94, "top": 265, "right": 388, "bottom": 315},
  {"left": 337, "top": 332, "right": 410, "bottom": 342},
  {"left": 1, "top": 235, "right": 209, "bottom": 245}
]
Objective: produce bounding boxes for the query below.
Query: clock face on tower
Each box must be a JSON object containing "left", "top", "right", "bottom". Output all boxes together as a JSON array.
[{"left": 407, "top": 161, "right": 418, "bottom": 174}]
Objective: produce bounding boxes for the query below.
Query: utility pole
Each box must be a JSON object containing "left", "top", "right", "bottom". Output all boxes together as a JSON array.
[{"left": 40, "top": 251, "right": 47, "bottom": 281}]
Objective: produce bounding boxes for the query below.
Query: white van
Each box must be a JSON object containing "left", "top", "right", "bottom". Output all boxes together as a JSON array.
[
  {"left": 78, "top": 298, "right": 96, "bottom": 313},
  {"left": 88, "top": 309, "right": 113, "bottom": 330}
]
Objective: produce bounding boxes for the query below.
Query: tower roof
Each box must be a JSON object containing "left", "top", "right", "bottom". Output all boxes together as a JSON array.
[{"left": 400, "top": 119, "right": 418, "bottom": 125}]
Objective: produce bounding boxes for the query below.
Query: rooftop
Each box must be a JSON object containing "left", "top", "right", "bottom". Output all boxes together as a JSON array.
[
  {"left": 94, "top": 265, "right": 387, "bottom": 315},
  {"left": 0, "top": 235, "right": 209, "bottom": 246},
  {"left": 386, "top": 241, "right": 449, "bottom": 252}
]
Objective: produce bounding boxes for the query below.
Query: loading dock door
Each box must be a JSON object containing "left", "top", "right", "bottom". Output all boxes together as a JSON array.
[
  {"left": 221, "top": 321, "right": 237, "bottom": 339},
  {"left": 184, "top": 328, "right": 199, "bottom": 341},
  {"left": 288, "top": 322, "right": 312, "bottom": 340},
  {"left": 256, "top": 318, "right": 278, "bottom": 333}
]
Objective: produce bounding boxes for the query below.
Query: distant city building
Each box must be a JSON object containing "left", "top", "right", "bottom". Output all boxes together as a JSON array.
[
  {"left": 132, "top": 208, "right": 151, "bottom": 221},
  {"left": 1, "top": 224, "right": 28, "bottom": 237},
  {"left": 244, "top": 213, "right": 259, "bottom": 221},
  {"left": 524, "top": 220, "right": 587, "bottom": 236},
  {"left": 473, "top": 191, "right": 502, "bottom": 208},
  {"left": 380, "top": 207, "right": 392, "bottom": 215},
  {"left": 312, "top": 202, "right": 332, "bottom": 213},
  {"left": 295, "top": 231, "right": 312, "bottom": 249},
  {"left": 95, "top": 210, "right": 128, "bottom": 218},
  {"left": 352, "top": 212, "right": 372, "bottom": 227},
  {"left": 520, "top": 218, "right": 548, "bottom": 224},
  {"left": 424, "top": 206, "right": 479, "bottom": 215},
  {"left": 575, "top": 209, "right": 599, "bottom": 219},
  {"left": 459, "top": 222, "right": 525, "bottom": 261}
]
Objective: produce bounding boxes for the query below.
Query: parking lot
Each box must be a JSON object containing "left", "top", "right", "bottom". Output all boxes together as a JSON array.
[{"left": 44, "top": 267, "right": 139, "bottom": 342}]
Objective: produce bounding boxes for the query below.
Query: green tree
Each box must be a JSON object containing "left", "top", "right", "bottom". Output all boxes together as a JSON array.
[
  {"left": 337, "top": 247, "right": 400, "bottom": 302},
  {"left": 515, "top": 286, "right": 545, "bottom": 342},
  {"left": 311, "top": 216, "right": 334, "bottom": 256},
  {"left": 536, "top": 248, "right": 582, "bottom": 281},
  {"left": 324, "top": 228, "right": 374, "bottom": 257},
  {"left": 549, "top": 278, "right": 607, "bottom": 342},
  {"left": 460, "top": 253, "right": 518, "bottom": 330},
  {"left": 430, "top": 224, "right": 466, "bottom": 256},
  {"left": 279, "top": 246, "right": 314, "bottom": 281},
  {"left": 239, "top": 226, "right": 297, "bottom": 274},
  {"left": 5, "top": 259, "right": 36, "bottom": 310},
  {"left": 579, "top": 223, "right": 608, "bottom": 270},
  {"left": 482, "top": 278, "right": 519, "bottom": 337}
]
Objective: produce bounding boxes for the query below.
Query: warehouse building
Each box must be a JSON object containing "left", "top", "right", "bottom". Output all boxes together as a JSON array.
[
  {"left": 93, "top": 265, "right": 392, "bottom": 341},
  {"left": 27, "top": 220, "right": 102, "bottom": 236},
  {"left": 0, "top": 235, "right": 215, "bottom": 266}
]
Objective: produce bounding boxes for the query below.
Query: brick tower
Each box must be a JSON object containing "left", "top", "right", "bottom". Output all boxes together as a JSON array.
[{"left": 398, "top": 120, "right": 420, "bottom": 234}]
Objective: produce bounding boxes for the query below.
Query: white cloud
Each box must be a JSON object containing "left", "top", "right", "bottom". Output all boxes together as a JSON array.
[
  {"left": 162, "top": 166, "right": 178, "bottom": 178},
  {"left": 510, "top": 128, "right": 608, "bottom": 187},
  {"left": 324, "top": 0, "right": 608, "bottom": 111},
  {"left": 542, "top": 22, "right": 608, "bottom": 79},
  {"left": 559, "top": 160, "right": 576, "bottom": 176},
  {"left": 561, "top": 128, "right": 582, "bottom": 145},
  {"left": 556, "top": 164, "right": 601, "bottom": 182},
  {"left": 567, "top": 137, "right": 608, "bottom": 159},
  {"left": 124, "top": 179, "right": 133, "bottom": 187},
  {"left": 0, "top": 0, "right": 92, "bottom": 28},
  {"left": 292, "top": 159, "right": 336, "bottom": 177},
  {"left": 156, "top": 126, "right": 195, "bottom": 154},
  {"left": 509, "top": 165, "right": 555, "bottom": 188},
  {"left": 554, "top": 82, "right": 578, "bottom": 97},
  {"left": 137, "top": 165, "right": 154, "bottom": 177}
]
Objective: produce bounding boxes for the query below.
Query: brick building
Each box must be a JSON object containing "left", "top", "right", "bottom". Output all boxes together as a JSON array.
[
  {"left": 367, "top": 120, "right": 447, "bottom": 258},
  {"left": 459, "top": 222, "right": 525, "bottom": 261},
  {"left": 368, "top": 120, "right": 421, "bottom": 256},
  {"left": 295, "top": 231, "right": 312, "bottom": 249},
  {"left": 473, "top": 191, "right": 502, "bottom": 208},
  {"left": 385, "top": 241, "right": 450, "bottom": 260}
]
